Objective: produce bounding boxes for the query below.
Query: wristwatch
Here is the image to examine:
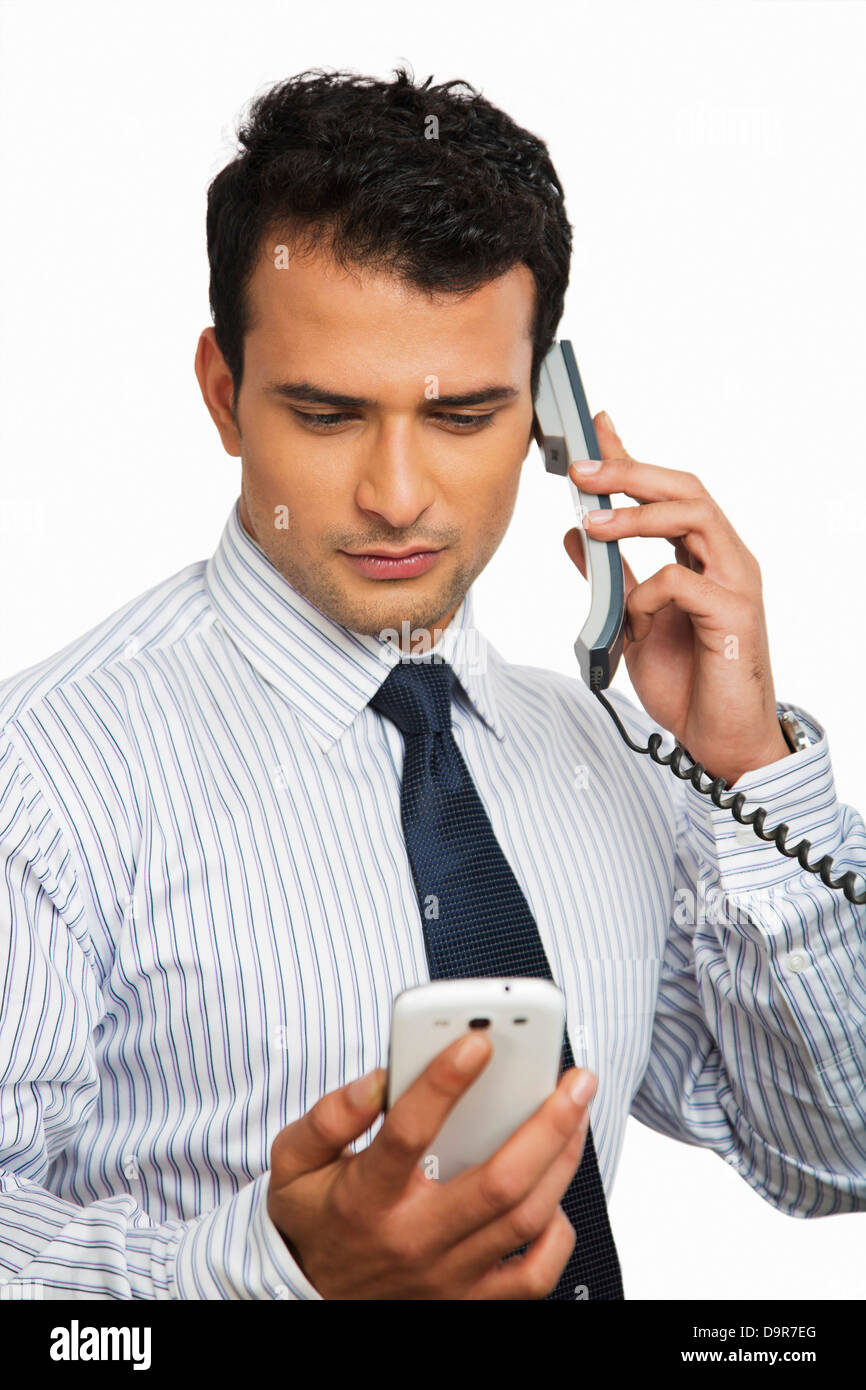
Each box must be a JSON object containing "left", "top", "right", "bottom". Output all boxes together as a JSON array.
[{"left": 778, "top": 702, "right": 812, "bottom": 753}]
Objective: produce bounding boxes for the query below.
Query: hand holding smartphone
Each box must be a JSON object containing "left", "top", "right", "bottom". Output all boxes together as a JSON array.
[{"left": 268, "top": 994, "right": 596, "bottom": 1299}]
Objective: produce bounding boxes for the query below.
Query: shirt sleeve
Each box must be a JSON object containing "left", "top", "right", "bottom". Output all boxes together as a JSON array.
[
  {"left": 0, "top": 728, "right": 323, "bottom": 1300},
  {"left": 628, "top": 700, "right": 866, "bottom": 1216}
]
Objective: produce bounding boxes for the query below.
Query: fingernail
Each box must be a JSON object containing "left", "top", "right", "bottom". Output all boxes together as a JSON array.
[
  {"left": 347, "top": 1068, "right": 384, "bottom": 1109},
  {"left": 583, "top": 509, "right": 614, "bottom": 527},
  {"left": 454, "top": 1032, "right": 491, "bottom": 1072},
  {"left": 570, "top": 1070, "right": 596, "bottom": 1106},
  {"left": 599, "top": 411, "right": 615, "bottom": 433},
  {"left": 573, "top": 457, "right": 602, "bottom": 474}
]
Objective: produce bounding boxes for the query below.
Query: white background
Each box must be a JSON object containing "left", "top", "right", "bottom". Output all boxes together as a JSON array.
[{"left": 1, "top": 0, "right": 864, "bottom": 1298}]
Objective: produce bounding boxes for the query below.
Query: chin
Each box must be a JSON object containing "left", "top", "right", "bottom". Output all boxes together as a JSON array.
[{"left": 343, "top": 590, "right": 451, "bottom": 637}]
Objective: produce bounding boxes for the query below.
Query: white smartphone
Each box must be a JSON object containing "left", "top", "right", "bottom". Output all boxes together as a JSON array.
[{"left": 385, "top": 978, "right": 566, "bottom": 1182}]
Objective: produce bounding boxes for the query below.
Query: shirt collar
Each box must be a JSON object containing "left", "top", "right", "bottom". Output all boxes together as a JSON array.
[{"left": 204, "top": 499, "right": 506, "bottom": 753}]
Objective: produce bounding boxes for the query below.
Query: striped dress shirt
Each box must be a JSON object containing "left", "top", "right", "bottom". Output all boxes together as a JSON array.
[{"left": 1, "top": 497, "right": 864, "bottom": 1301}]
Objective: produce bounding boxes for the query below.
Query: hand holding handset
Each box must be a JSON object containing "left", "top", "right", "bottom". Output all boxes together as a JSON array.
[
  {"left": 536, "top": 340, "right": 865, "bottom": 904},
  {"left": 386, "top": 978, "right": 566, "bottom": 1181}
]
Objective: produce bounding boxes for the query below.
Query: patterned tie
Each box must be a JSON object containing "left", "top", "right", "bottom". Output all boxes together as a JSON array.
[{"left": 369, "top": 655, "right": 624, "bottom": 1301}]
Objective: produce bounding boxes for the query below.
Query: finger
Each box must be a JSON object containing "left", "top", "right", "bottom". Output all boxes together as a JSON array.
[
  {"left": 270, "top": 1066, "right": 388, "bottom": 1185},
  {"left": 582, "top": 497, "right": 750, "bottom": 587},
  {"left": 429, "top": 1066, "right": 595, "bottom": 1248},
  {"left": 626, "top": 563, "right": 756, "bottom": 646},
  {"left": 446, "top": 1102, "right": 591, "bottom": 1283},
  {"left": 672, "top": 537, "right": 697, "bottom": 571},
  {"left": 593, "top": 408, "right": 675, "bottom": 499},
  {"left": 572, "top": 415, "right": 709, "bottom": 505},
  {"left": 347, "top": 1030, "right": 493, "bottom": 1206},
  {"left": 580, "top": 410, "right": 652, "bottom": 500},
  {"left": 574, "top": 414, "right": 652, "bottom": 503},
  {"left": 572, "top": 453, "right": 705, "bottom": 504},
  {"left": 593, "top": 409, "right": 625, "bottom": 464},
  {"left": 464, "top": 1207, "right": 577, "bottom": 1300}
]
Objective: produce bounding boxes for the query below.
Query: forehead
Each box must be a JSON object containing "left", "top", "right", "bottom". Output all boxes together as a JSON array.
[{"left": 242, "top": 235, "right": 536, "bottom": 385}]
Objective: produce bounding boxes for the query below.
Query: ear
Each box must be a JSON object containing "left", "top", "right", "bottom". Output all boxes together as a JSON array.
[{"left": 194, "top": 327, "right": 242, "bottom": 458}]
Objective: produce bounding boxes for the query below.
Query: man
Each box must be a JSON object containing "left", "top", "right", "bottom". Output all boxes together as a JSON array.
[{"left": 1, "top": 67, "right": 864, "bottom": 1302}]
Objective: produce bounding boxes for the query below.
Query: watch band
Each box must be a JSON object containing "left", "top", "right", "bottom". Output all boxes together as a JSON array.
[{"left": 778, "top": 702, "right": 811, "bottom": 753}]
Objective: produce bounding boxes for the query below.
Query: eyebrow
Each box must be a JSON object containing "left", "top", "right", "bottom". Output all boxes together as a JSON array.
[{"left": 263, "top": 380, "right": 520, "bottom": 409}]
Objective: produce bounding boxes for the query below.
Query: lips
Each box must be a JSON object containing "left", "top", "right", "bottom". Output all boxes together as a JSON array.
[
  {"left": 340, "top": 548, "right": 444, "bottom": 580},
  {"left": 345, "top": 547, "right": 439, "bottom": 558}
]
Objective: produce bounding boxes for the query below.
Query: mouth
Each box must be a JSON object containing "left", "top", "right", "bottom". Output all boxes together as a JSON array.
[{"left": 339, "top": 547, "right": 445, "bottom": 580}]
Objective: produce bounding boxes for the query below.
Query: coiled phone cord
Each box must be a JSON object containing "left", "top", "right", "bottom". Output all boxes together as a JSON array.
[{"left": 592, "top": 687, "right": 866, "bottom": 906}]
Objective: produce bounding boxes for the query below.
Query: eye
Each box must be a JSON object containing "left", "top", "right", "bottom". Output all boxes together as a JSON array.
[
  {"left": 289, "top": 409, "right": 498, "bottom": 432},
  {"left": 438, "top": 412, "right": 497, "bottom": 431},
  {"left": 291, "top": 410, "right": 356, "bottom": 430}
]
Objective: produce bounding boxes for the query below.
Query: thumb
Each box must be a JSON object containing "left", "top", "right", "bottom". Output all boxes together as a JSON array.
[{"left": 271, "top": 1067, "right": 387, "bottom": 1185}]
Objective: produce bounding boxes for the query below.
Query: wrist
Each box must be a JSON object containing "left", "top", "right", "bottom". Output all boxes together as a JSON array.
[
  {"left": 756, "top": 727, "right": 794, "bottom": 770},
  {"left": 707, "top": 727, "right": 791, "bottom": 786}
]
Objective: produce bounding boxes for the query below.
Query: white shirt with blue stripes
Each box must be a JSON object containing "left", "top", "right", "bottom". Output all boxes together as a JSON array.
[{"left": 1, "top": 497, "right": 864, "bottom": 1300}]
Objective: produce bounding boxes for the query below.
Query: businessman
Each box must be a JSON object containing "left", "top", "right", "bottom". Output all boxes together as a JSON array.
[{"left": 1, "top": 67, "right": 864, "bottom": 1302}]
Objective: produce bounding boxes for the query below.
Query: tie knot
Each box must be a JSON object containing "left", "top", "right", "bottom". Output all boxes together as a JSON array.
[{"left": 369, "top": 658, "right": 455, "bottom": 737}]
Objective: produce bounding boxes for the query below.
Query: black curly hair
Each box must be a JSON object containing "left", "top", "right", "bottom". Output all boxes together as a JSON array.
[{"left": 205, "top": 66, "right": 573, "bottom": 418}]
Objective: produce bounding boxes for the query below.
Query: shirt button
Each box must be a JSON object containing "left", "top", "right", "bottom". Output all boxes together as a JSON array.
[{"left": 785, "top": 951, "right": 807, "bottom": 973}]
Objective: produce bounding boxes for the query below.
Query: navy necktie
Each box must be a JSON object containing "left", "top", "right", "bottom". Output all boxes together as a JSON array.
[{"left": 370, "top": 655, "right": 624, "bottom": 1301}]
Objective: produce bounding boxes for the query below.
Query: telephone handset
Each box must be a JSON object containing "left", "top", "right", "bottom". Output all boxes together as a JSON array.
[
  {"left": 532, "top": 339, "right": 626, "bottom": 691},
  {"left": 534, "top": 339, "right": 865, "bottom": 905}
]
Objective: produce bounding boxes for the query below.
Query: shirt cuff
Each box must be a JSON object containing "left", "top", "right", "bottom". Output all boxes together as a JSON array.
[
  {"left": 681, "top": 703, "right": 848, "bottom": 893},
  {"left": 172, "top": 1170, "right": 324, "bottom": 1300}
]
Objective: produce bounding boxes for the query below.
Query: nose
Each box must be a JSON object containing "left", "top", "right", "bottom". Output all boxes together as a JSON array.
[{"left": 354, "top": 419, "right": 436, "bottom": 530}]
